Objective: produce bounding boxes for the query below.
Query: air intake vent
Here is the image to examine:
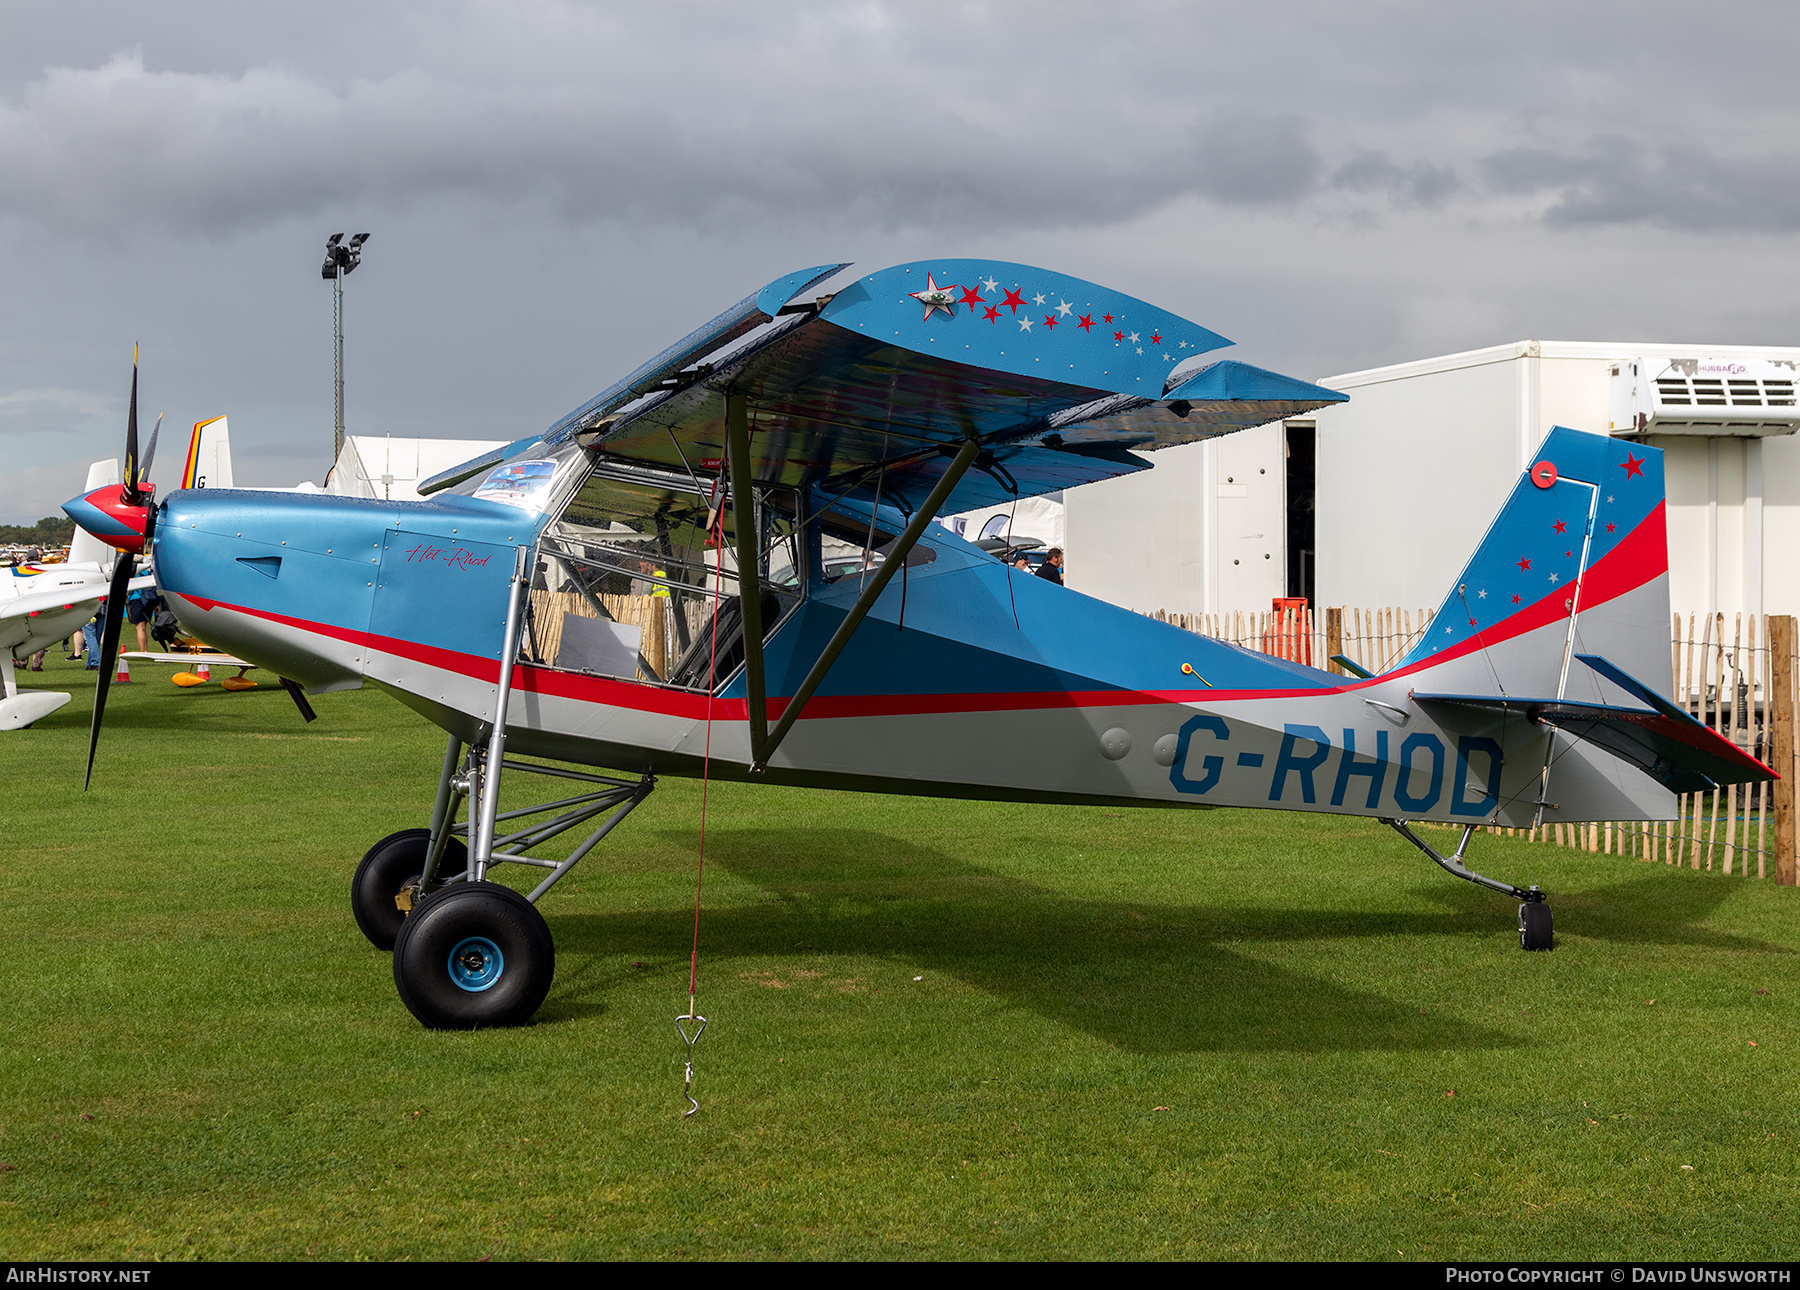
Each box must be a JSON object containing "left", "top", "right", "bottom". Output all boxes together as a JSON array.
[
  {"left": 1654, "top": 376, "right": 1796, "bottom": 407},
  {"left": 1612, "top": 357, "right": 1800, "bottom": 437}
]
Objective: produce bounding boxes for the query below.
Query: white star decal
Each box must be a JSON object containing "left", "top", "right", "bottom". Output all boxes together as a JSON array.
[
  {"left": 982, "top": 276, "right": 998, "bottom": 293},
  {"left": 1446, "top": 626, "right": 1453, "bottom": 634},
  {"left": 1135, "top": 346, "right": 1143, "bottom": 354},
  {"left": 1018, "top": 317, "right": 1033, "bottom": 331},
  {"left": 1057, "top": 299, "right": 1073, "bottom": 316},
  {"left": 1477, "top": 589, "right": 1487, "bottom": 599},
  {"left": 1179, "top": 340, "right": 1189, "bottom": 349},
  {"left": 1032, "top": 292, "right": 1047, "bottom": 306},
  {"left": 1548, "top": 573, "right": 1560, "bottom": 583},
  {"left": 907, "top": 272, "right": 960, "bottom": 321},
  {"left": 1128, "top": 332, "right": 1140, "bottom": 343},
  {"left": 1606, "top": 495, "right": 1614, "bottom": 503}
]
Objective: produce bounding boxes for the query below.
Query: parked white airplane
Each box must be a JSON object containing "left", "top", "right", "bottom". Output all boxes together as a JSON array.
[{"left": 2, "top": 459, "right": 154, "bottom": 729}]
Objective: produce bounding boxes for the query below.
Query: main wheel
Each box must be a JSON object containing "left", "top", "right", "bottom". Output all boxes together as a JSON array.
[
  {"left": 392, "top": 883, "right": 555, "bottom": 1029},
  {"left": 351, "top": 828, "right": 470, "bottom": 951},
  {"left": 1519, "top": 900, "right": 1553, "bottom": 951}
]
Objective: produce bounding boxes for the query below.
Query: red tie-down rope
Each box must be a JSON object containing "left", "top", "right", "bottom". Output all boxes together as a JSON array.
[{"left": 678, "top": 483, "right": 728, "bottom": 1116}]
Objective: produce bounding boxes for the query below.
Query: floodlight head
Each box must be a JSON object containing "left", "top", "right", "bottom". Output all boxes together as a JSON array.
[
  {"left": 327, "top": 233, "right": 344, "bottom": 248},
  {"left": 350, "top": 233, "right": 370, "bottom": 247}
]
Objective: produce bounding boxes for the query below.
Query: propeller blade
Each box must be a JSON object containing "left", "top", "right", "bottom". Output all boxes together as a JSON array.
[
  {"left": 83, "top": 553, "right": 135, "bottom": 791},
  {"left": 123, "top": 354, "right": 140, "bottom": 500},
  {"left": 140, "top": 413, "right": 162, "bottom": 486}
]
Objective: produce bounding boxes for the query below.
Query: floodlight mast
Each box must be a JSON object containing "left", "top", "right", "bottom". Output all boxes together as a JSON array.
[{"left": 320, "top": 233, "right": 371, "bottom": 465}]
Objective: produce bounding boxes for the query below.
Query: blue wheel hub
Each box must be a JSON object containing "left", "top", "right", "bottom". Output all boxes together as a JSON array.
[{"left": 447, "top": 936, "right": 505, "bottom": 992}]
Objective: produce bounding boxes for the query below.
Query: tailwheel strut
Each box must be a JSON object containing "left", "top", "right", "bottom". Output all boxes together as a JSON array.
[{"left": 1384, "top": 819, "right": 1552, "bottom": 952}]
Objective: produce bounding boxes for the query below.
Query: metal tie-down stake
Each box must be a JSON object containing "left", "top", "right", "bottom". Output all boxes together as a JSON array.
[{"left": 676, "top": 1005, "right": 707, "bottom": 1118}]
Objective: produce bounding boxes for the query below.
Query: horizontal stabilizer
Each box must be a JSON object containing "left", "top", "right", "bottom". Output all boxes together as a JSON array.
[
  {"left": 1330, "top": 653, "right": 1374, "bottom": 679},
  {"left": 1416, "top": 656, "right": 1776, "bottom": 794}
]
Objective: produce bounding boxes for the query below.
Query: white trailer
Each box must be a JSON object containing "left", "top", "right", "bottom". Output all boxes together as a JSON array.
[
  {"left": 1314, "top": 341, "right": 1800, "bottom": 620},
  {"left": 1064, "top": 339, "right": 1800, "bottom": 622}
]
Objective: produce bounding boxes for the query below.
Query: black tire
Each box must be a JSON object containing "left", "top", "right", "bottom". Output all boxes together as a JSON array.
[
  {"left": 392, "top": 883, "right": 555, "bottom": 1029},
  {"left": 1519, "top": 900, "right": 1553, "bottom": 951},
  {"left": 351, "top": 828, "right": 469, "bottom": 951}
]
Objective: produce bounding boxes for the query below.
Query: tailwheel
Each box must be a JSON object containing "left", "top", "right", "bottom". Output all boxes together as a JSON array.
[
  {"left": 351, "top": 828, "right": 469, "bottom": 951},
  {"left": 1519, "top": 899, "right": 1554, "bottom": 952},
  {"left": 392, "top": 882, "right": 555, "bottom": 1029}
]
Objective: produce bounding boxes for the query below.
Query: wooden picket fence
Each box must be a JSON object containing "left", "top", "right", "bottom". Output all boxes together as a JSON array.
[
  {"left": 1142, "top": 603, "right": 1800, "bottom": 884},
  {"left": 1145, "top": 604, "right": 1436, "bottom": 671}
]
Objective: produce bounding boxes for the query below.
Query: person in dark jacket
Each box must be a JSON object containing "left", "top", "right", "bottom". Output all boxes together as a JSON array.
[{"left": 1035, "top": 547, "right": 1065, "bottom": 586}]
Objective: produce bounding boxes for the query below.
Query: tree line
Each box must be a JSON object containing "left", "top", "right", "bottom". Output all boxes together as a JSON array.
[{"left": 0, "top": 517, "right": 76, "bottom": 546}]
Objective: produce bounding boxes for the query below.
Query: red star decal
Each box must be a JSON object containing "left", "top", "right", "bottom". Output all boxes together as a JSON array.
[
  {"left": 1565, "top": 551, "right": 1572, "bottom": 558},
  {"left": 1606, "top": 522, "right": 1616, "bottom": 533},
  {"left": 1077, "top": 313, "right": 1095, "bottom": 333},
  {"left": 1103, "top": 313, "right": 1114, "bottom": 323},
  {"left": 1517, "top": 558, "right": 1531, "bottom": 572},
  {"left": 1553, "top": 519, "right": 1566, "bottom": 534},
  {"left": 1113, "top": 330, "right": 1125, "bottom": 342},
  {"left": 1621, "top": 453, "right": 1645, "bottom": 479},
  {"left": 1043, "top": 314, "right": 1058, "bottom": 328},
  {"left": 1469, "top": 618, "right": 1478, "bottom": 627},
  {"left": 983, "top": 305, "right": 1000, "bottom": 323},
  {"left": 1002, "top": 288, "right": 1025, "bottom": 315},
  {"left": 958, "top": 286, "right": 985, "bottom": 308},
  {"left": 1511, "top": 594, "right": 1522, "bottom": 604},
  {"left": 1150, "top": 332, "right": 1163, "bottom": 344}
]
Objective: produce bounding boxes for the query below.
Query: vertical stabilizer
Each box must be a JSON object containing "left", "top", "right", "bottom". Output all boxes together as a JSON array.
[
  {"left": 180, "top": 416, "right": 234, "bottom": 490},
  {"left": 1393, "top": 426, "right": 1670, "bottom": 704}
]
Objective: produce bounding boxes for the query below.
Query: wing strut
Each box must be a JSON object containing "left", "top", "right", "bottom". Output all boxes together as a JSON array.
[
  {"left": 725, "top": 390, "right": 770, "bottom": 765},
  {"left": 754, "top": 433, "right": 984, "bottom": 770}
]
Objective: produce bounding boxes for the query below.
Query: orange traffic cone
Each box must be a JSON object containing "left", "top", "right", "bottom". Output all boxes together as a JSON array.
[
  {"left": 196, "top": 661, "right": 211, "bottom": 682},
  {"left": 114, "top": 655, "right": 131, "bottom": 684}
]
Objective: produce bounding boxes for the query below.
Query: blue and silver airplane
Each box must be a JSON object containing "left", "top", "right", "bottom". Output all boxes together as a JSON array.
[{"left": 66, "top": 260, "right": 1775, "bottom": 1029}]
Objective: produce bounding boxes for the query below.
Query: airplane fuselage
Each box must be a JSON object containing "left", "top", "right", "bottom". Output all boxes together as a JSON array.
[{"left": 151, "top": 478, "right": 1666, "bottom": 827}]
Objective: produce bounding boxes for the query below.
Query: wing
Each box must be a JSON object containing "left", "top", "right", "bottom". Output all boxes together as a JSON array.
[
  {"left": 426, "top": 259, "right": 1345, "bottom": 512},
  {"left": 122, "top": 651, "right": 255, "bottom": 667},
  {"left": 1, "top": 585, "right": 104, "bottom": 622},
  {"left": 572, "top": 260, "right": 1344, "bottom": 511},
  {"left": 0, "top": 571, "right": 150, "bottom": 623}
]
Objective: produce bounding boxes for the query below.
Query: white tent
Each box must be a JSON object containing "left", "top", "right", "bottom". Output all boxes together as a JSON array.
[{"left": 324, "top": 436, "right": 510, "bottom": 502}]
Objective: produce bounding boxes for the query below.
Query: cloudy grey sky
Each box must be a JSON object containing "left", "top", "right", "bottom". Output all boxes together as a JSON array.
[{"left": 4, "top": 0, "right": 1797, "bottom": 521}]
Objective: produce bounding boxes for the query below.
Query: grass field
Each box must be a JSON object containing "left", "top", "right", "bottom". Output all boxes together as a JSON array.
[{"left": 4, "top": 651, "right": 1798, "bottom": 1260}]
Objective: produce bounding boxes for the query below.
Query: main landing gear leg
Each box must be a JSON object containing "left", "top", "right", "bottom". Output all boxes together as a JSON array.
[
  {"left": 389, "top": 753, "right": 657, "bottom": 1028},
  {"left": 1384, "top": 819, "right": 1553, "bottom": 951}
]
